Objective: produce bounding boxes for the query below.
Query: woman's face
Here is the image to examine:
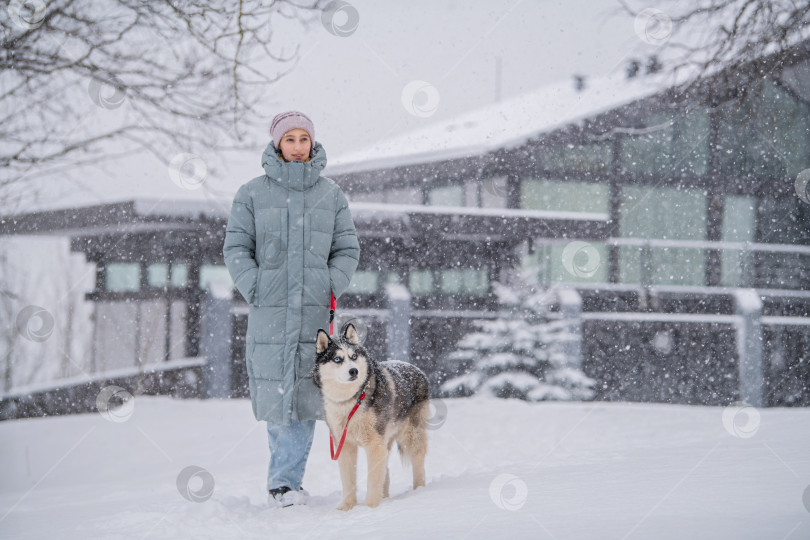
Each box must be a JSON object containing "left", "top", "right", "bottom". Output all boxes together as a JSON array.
[{"left": 278, "top": 129, "right": 312, "bottom": 162}]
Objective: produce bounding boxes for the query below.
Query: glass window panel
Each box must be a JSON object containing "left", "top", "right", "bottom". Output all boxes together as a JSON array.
[
  {"left": 464, "top": 180, "right": 479, "bottom": 207},
  {"left": 385, "top": 186, "right": 422, "bottom": 204},
  {"left": 171, "top": 263, "right": 188, "bottom": 288},
  {"left": 543, "top": 142, "right": 612, "bottom": 172},
  {"left": 440, "top": 269, "right": 463, "bottom": 294},
  {"left": 147, "top": 263, "right": 168, "bottom": 288},
  {"left": 717, "top": 79, "right": 810, "bottom": 179},
  {"left": 721, "top": 195, "right": 755, "bottom": 286},
  {"left": 409, "top": 269, "right": 433, "bottom": 295},
  {"left": 520, "top": 179, "right": 609, "bottom": 214},
  {"left": 105, "top": 262, "right": 140, "bottom": 292},
  {"left": 523, "top": 242, "right": 609, "bottom": 285},
  {"left": 672, "top": 106, "right": 710, "bottom": 176},
  {"left": 439, "top": 268, "right": 489, "bottom": 296},
  {"left": 199, "top": 264, "right": 233, "bottom": 290},
  {"left": 481, "top": 176, "right": 508, "bottom": 208},
  {"left": 621, "top": 113, "right": 674, "bottom": 176},
  {"left": 428, "top": 185, "right": 464, "bottom": 206},
  {"left": 351, "top": 190, "right": 386, "bottom": 203},
  {"left": 619, "top": 185, "right": 707, "bottom": 285},
  {"left": 347, "top": 271, "right": 378, "bottom": 294}
]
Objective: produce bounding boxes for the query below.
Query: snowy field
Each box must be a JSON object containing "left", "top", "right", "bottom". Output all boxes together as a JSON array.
[{"left": 1, "top": 396, "right": 809, "bottom": 540}]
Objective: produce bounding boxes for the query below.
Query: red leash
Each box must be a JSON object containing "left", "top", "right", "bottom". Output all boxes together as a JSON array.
[
  {"left": 329, "top": 291, "right": 336, "bottom": 335},
  {"left": 330, "top": 392, "right": 366, "bottom": 460}
]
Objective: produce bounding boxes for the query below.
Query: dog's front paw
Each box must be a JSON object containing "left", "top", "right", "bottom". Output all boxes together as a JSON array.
[{"left": 337, "top": 497, "right": 356, "bottom": 511}]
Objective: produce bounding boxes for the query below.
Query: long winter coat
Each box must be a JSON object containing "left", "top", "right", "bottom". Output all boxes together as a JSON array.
[{"left": 223, "top": 141, "right": 360, "bottom": 426}]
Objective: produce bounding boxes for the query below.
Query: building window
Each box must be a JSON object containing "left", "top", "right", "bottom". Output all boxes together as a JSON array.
[
  {"left": 542, "top": 142, "right": 613, "bottom": 173},
  {"left": 618, "top": 107, "right": 710, "bottom": 178},
  {"left": 147, "top": 263, "right": 168, "bottom": 288},
  {"left": 105, "top": 262, "right": 140, "bottom": 292},
  {"left": 480, "top": 176, "right": 508, "bottom": 208},
  {"left": 171, "top": 263, "right": 188, "bottom": 287},
  {"left": 409, "top": 269, "right": 433, "bottom": 295},
  {"left": 428, "top": 184, "right": 464, "bottom": 206},
  {"left": 347, "top": 270, "right": 379, "bottom": 294},
  {"left": 520, "top": 178, "right": 609, "bottom": 214},
  {"left": 721, "top": 195, "right": 756, "bottom": 287},
  {"left": 199, "top": 264, "right": 233, "bottom": 291},
  {"left": 716, "top": 79, "right": 810, "bottom": 179},
  {"left": 439, "top": 268, "right": 489, "bottom": 296},
  {"left": 620, "top": 113, "right": 675, "bottom": 176},
  {"left": 524, "top": 242, "right": 610, "bottom": 285},
  {"left": 351, "top": 190, "right": 386, "bottom": 203},
  {"left": 385, "top": 187, "right": 422, "bottom": 204},
  {"left": 671, "top": 106, "right": 710, "bottom": 176},
  {"left": 619, "top": 185, "right": 707, "bottom": 285}
]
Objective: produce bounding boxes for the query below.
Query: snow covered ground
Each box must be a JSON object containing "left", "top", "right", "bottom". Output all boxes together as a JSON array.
[{"left": 1, "top": 396, "right": 809, "bottom": 539}]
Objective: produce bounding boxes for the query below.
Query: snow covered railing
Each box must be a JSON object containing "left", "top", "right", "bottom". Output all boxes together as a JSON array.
[
  {"left": 605, "top": 237, "right": 810, "bottom": 254},
  {"left": 0, "top": 356, "right": 207, "bottom": 421},
  {"left": 0, "top": 356, "right": 206, "bottom": 400}
]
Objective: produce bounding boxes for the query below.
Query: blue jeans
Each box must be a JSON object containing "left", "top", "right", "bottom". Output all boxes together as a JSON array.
[{"left": 266, "top": 418, "right": 316, "bottom": 491}]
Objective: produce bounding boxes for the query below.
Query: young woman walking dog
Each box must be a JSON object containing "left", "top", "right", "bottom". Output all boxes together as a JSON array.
[{"left": 223, "top": 111, "right": 360, "bottom": 507}]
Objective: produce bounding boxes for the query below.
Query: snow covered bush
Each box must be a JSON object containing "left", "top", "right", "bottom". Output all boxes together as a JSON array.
[{"left": 440, "top": 282, "right": 595, "bottom": 401}]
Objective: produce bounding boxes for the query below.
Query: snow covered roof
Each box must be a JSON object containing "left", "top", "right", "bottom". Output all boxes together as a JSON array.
[
  {"left": 326, "top": 71, "right": 675, "bottom": 176},
  {"left": 1, "top": 198, "right": 610, "bottom": 240},
  {"left": 0, "top": 198, "right": 233, "bottom": 237}
]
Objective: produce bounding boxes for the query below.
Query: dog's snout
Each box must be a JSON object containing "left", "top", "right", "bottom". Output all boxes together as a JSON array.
[{"left": 348, "top": 367, "right": 358, "bottom": 378}]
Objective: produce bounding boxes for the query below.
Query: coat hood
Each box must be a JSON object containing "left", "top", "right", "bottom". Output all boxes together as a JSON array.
[{"left": 261, "top": 141, "right": 328, "bottom": 192}]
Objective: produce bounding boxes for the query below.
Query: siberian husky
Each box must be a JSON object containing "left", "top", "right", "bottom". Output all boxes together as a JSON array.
[{"left": 313, "top": 323, "right": 429, "bottom": 510}]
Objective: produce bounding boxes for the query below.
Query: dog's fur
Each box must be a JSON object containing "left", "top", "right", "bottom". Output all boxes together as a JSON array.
[{"left": 313, "top": 323, "right": 429, "bottom": 510}]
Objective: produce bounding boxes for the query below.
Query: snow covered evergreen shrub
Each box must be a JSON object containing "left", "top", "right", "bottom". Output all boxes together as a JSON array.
[{"left": 440, "top": 282, "right": 595, "bottom": 401}]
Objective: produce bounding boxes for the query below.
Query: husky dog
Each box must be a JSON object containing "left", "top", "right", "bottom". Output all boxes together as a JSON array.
[{"left": 313, "top": 323, "right": 429, "bottom": 510}]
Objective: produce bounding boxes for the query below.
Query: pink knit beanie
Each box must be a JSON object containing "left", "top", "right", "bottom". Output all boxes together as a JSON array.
[{"left": 270, "top": 111, "right": 315, "bottom": 149}]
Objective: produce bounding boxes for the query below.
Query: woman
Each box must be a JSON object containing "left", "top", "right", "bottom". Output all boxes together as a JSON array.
[{"left": 223, "top": 111, "right": 360, "bottom": 507}]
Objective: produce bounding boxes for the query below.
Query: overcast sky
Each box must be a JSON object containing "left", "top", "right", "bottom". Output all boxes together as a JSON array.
[{"left": 27, "top": 0, "right": 662, "bottom": 211}]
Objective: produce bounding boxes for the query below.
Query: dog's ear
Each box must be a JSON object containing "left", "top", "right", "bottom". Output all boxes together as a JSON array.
[
  {"left": 343, "top": 323, "right": 359, "bottom": 345},
  {"left": 316, "top": 329, "right": 331, "bottom": 354}
]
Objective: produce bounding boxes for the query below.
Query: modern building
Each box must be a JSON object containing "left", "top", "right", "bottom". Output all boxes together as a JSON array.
[{"left": 325, "top": 41, "right": 810, "bottom": 406}]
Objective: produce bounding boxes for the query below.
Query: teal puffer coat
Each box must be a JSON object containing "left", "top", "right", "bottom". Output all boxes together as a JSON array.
[{"left": 223, "top": 141, "right": 360, "bottom": 425}]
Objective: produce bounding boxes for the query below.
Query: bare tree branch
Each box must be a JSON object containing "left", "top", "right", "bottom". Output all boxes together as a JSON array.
[
  {"left": 0, "top": 0, "right": 330, "bottom": 210},
  {"left": 618, "top": 0, "right": 810, "bottom": 95}
]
